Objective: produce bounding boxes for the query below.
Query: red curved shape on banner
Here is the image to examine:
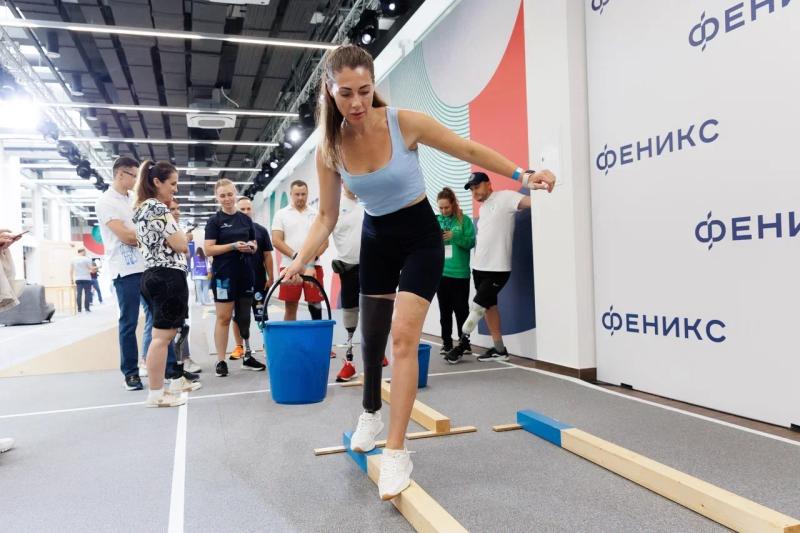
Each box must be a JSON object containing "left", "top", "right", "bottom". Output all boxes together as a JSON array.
[
  {"left": 82, "top": 233, "right": 104, "bottom": 256},
  {"left": 468, "top": 4, "right": 528, "bottom": 217}
]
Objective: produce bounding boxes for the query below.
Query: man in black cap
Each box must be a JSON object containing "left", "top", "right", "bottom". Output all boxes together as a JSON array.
[{"left": 445, "top": 171, "right": 533, "bottom": 364}]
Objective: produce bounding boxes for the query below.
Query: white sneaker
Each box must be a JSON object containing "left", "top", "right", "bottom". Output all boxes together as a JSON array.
[
  {"left": 379, "top": 448, "right": 414, "bottom": 500},
  {"left": 350, "top": 411, "right": 384, "bottom": 452},
  {"left": 0, "top": 437, "right": 14, "bottom": 453},
  {"left": 138, "top": 359, "right": 148, "bottom": 378},
  {"left": 145, "top": 392, "right": 186, "bottom": 408},
  {"left": 184, "top": 358, "right": 201, "bottom": 373},
  {"left": 168, "top": 376, "right": 202, "bottom": 394}
]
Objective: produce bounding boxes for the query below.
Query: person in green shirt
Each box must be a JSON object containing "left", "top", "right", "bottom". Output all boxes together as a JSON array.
[{"left": 436, "top": 187, "right": 476, "bottom": 354}]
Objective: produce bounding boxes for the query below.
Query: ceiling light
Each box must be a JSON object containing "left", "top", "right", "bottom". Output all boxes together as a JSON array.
[
  {"left": 38, "top": 101, "right": 297, "bottom": 118},
  {"left": 2, "top": 19, "right": 337, "bottom": 51},
  {"left": 60, "top": 136, "right": 278, "bottom": 147},
  {"left": 0, "top": 99, "right": 42, "bottom": 131}
]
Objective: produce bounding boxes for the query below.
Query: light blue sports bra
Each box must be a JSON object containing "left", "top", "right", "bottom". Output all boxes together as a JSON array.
[{"left": 338, "top": 107, "right": 426, "bottom": 217}]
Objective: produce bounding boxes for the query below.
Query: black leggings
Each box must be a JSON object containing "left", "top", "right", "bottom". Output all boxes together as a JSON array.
[
  {"left": 436, "top": 276, "right": 470, "bottom": 343},
  {"left": 359, "top": 200, "right": 444, "bottom": 413}
]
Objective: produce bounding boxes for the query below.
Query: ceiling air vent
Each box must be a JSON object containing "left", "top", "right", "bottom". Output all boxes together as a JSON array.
[
  {"left": 186, "top": 113, "right": 236, "bottom": 129},
  {"left": 185, "top": 161, "right": 220, "bottom": 177}
]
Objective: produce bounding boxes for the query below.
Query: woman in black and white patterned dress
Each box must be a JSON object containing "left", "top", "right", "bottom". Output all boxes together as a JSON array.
[{"left": 133, "top": 160, "right": 193, "bottom": 407}]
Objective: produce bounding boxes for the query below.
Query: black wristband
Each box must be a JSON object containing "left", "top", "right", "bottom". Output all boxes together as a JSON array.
[{"left": 291, "top": 252, "right": 298, "bottom": 260}]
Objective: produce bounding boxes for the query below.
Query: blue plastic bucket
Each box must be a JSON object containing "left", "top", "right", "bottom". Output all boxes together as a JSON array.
[
  {"left": 264, "top": 320, "right": 335, "bottom": 404},
  {"left": 259, "top": 274, "right": 336, "bottom": 405},
  {"left": 418, "top": 343, "right": 431, "bottom": 389}
]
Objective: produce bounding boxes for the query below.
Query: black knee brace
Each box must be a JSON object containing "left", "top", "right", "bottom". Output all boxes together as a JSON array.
[{"left": 308, "top": 302, "right": 323, "bottom": 320}]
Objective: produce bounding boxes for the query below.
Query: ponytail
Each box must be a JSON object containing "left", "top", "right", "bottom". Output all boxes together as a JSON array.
[{"left": 134, "top": 160, "right": 177, "bottom": 206}]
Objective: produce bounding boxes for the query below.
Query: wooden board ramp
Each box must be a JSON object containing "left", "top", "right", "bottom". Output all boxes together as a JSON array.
[
  {"left": 381, "top": 380, "right": 451, "bottom": 434},
  {"left": 343, "top": 432, "right": 468, "bottom": 533},
  {"left": 314, "top": 426, "right": 476, "bottom": 456},
  {"left": 511, "top": 409, "right": 800, "bottom": 533}
]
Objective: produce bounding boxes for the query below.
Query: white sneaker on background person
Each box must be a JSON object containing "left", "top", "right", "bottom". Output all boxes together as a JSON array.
[
  {"left": 168, "top": 376, "right": 202, "bottom": 394},
  {"left": 379, "top": 448, "right": 414, "bottom": 500},
  {"left": 145, "top": 391, "right": 186, "bottom": 408},
  {"left": 184, "top": 357, "right": 201, "bottom": 373},
  {"left": 350, "top": 411, "right": 384, "bottom": 452},
  {"left": 0, "top": 437, "right": 14, "bottom": 454},
  {"left": 138, "top": 358, "right": 148, "bottom": 378}
]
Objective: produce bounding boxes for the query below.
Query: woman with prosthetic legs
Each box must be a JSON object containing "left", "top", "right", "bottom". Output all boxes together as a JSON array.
[
  {"left": 283, "top": 45, "right": 556, "bottom": 500},
  {"left": 204, "top": 179, "right": 266, "bottom": 377}
]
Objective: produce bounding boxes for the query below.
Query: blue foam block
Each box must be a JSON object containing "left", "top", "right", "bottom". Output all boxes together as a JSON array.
[
  {"left": 343, "top": 431, "right": 382, "bottom": 473},
  {"left": 516, "top": 410, "right": 573, "bottom": 447}
]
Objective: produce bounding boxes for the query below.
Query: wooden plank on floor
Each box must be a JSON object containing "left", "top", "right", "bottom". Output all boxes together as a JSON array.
[
  {"left": 381, "top": 380, "right": 450, "bottom": 433},
  {"left": 515, "top": 410, "right": 800, "bottom": 533},
  {"left": 365, "top": 453, "right": 468, "bottom": 533},
  {"left": 492, "top": 423, "right": 522, "bottom": 432},
  {"left": 562, "top": 428, "right": 800, "bottom": 533},
  {"left": 315, "top": 426, "right": 477, "bottom": 455}
]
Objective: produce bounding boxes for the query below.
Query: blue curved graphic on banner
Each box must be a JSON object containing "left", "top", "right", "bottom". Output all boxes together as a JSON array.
[{"left": 477, "top": 206, "right": 536, "bottom": 336}]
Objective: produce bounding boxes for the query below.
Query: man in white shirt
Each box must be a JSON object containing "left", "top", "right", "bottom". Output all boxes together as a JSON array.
[
  {"left": 70, "top": 248, "right": 96, "bottom": 312},
  {"left": 331, "top": 184, "right": 364, "bottom": 381},
  {"left": 446, "top": 172, "right": 532, "bottom": 364},
  {"left": 95, "top": 157, "right": 147, "bottom": 391},
  {"left": 271, "top": 180, "right": 328, "bottom": 321}
]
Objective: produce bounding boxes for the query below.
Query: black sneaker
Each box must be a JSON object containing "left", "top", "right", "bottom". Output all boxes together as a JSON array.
[
  {"left": 125, "top": 374, "right": 143, "bottom": 391},
  {"left": 242, "top": 355, "right": 266, "bottom": 372},
  {"left": 445, "top": 344, "right": 465, "bottom": 365},
  {"left": 440, "top": 343, "right": 452, "bottom": 356},
  {"left": 183, "top": 370, "right": 200, "bottom": 382},
  {"left": 462, "top": 336, "right": 472, "bottom": 355},
  {"left": 477, "top": 348, "right": 509, "bottom": 362},
  {"left": 215, "top": 360, "right": 229, "bottom": 377}
]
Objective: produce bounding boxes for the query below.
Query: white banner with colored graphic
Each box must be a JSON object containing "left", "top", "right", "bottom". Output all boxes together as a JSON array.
[{"left": 586, "top": 0, "right": 800, "bottom": 426}]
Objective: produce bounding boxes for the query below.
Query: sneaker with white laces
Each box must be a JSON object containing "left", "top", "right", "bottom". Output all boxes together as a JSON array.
[
  {"left": 184, "top": 358, "right": 202, "bottom": 373},
  {"left": 168, "top": 376, "right": 202, "bottom": 394},
  {"left": 145, "top": 392, "right": 186, "bottom": 408},
  {"left": 379, "top": 448, "right": 414, "bottom": 500},
  {"left": 350, "top": 411, "right": 384, "bottom": 453},
  {"left": 0, "top": 437, "right": 14, "bottom": 454}
]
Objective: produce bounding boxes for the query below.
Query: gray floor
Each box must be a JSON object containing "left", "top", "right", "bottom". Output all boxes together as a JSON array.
[{"left": 1, "top": 304, "right": 798, "bottom": 532}]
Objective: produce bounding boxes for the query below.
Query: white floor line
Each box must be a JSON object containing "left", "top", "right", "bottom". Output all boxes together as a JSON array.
[
  {"left": 190, "top": 388, "right": 269, "bottom": 401},
  {"left": 168, "top": 392, "right": 188, "bottom": 533},
  {"left": 0, "top": 399, "right": 143, "bottom": 419},
  {"left": 427, "top": 366, "right": 515, "bottom": 378},
  {"left": 422, "top": 335, "right": 800, "bottom": 447},
  {"left": 496, "top": 360, "right": 800, "bottom": 448}
]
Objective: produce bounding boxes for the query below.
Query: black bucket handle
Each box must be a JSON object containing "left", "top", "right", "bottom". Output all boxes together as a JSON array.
[{"left": 258, "top": 274, "right": 333, "bottom": 326}]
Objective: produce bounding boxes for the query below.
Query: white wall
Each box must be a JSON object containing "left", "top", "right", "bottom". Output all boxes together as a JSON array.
[{"left": 525, "top": 0, "right": 596, "bottom": 370}]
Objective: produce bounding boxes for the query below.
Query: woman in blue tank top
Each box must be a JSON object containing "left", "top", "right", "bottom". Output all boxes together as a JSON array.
[{"left": 283, "top": 45, "right": 556, "bottom": 500}]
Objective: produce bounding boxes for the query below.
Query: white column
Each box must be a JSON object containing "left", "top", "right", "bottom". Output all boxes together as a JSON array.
[
  {"left": 525, "top": 0, "right": 596, "bottom": 370},
  {"left": 47, "top": 198, "right": 60, "bottom": 240}
]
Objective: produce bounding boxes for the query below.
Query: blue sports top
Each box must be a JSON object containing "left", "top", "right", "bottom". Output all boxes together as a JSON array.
[{"left": 338, "top": 107, "right": 426, "bottom": 217}]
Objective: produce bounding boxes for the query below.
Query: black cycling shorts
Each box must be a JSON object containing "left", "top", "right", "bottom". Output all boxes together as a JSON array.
[
  {"left": 472, "top": 269, "right": 511, "bottom": 309},
  {"left": 140, "top": 267, "right": 189, "bottom": 329},
  {"left": 211, "top": 265, "right": 254, "bottom": 303},
  {"left": 359, "top": 200, "right": 444, "bottom": 302}
]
